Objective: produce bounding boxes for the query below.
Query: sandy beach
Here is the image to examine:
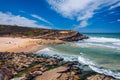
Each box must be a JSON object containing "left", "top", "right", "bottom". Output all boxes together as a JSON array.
[{"left": 0, "top": 37, "right": 63, "bottom": 52}]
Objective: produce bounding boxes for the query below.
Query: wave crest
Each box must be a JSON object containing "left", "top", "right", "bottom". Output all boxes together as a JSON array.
[
  {"left": 36, "top": 48, "right": 78, "bottom": 61},
  {"left": 75, "top": 37, "right": 120, "bottom": 50},
  {"left": 36, "top": 47, "right": 120, "bottom": 79},
  {"left": 84, "top": 37, "right": 120, "bottom": 43},
  {"left": 78, "top": 55, "right": 120, "bottom": 79}
]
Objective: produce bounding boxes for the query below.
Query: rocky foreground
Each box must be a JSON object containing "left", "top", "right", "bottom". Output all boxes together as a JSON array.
[{"left": 0, "top": 52, "right": 116, "bottom": 80}]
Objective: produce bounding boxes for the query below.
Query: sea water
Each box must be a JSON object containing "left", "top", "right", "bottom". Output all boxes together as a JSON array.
[{"left": 36, "top": 33, "right": 120, "bottom": 79}]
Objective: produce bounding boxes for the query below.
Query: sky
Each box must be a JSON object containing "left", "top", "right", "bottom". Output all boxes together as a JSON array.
[{"left": 0, "top": 0, "right": 120, "bottom": 33}]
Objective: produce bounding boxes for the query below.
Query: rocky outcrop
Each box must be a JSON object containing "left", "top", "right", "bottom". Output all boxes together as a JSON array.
[
  {"left": 87, "top": 74, "right": 116, "bottom": 80},
  {"left": 0, "top": 52, "right": 115, "bottom": 80},
  {"left": 59, "top": 32, "right": 88, "bottom": 41},
  {"left": 0, "top": 52, "right": 79, "bottom": 80},
  {"left": 35, "top": 61, "right": 81, "bottom": 80},
  {"left": 0, "top": 52, "right": 65, "bottom": 80},
  {"left": 0, "top": 25, "right": 88, "bottom": 41}
]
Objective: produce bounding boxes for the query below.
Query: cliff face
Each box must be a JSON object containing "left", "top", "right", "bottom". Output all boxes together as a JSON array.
[
  {"left": 0, "top": 25, "right": 88, "bottom": 41},
  {"left": 59, "top": 32, "right": 88, "bottom": 41}
]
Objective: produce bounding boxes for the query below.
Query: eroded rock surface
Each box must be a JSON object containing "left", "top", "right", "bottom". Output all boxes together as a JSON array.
[
  {"left": 87, "top": 74, "right": 116, "bottom": 80},
  {"left": 0, "top": 52, "right": 116, "bottom": 80}
]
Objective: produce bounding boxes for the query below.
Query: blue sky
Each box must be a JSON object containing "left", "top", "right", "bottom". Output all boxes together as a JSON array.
[{"left": 0, "top": 0, "right": 120, "bottom": 33}]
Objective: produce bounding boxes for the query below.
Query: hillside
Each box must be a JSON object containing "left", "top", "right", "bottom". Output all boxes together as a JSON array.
[{"left": 0, "top": 25, "right": 88, "bottom": 41}]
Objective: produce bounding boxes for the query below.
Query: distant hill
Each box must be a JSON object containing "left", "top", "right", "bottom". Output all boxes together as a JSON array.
[{"left": 0, "top": 25, "right": 88, "bottom": 41}]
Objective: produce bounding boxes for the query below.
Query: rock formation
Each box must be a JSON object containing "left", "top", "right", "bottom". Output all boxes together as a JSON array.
[{"left": 0, "top": 25, "right": 88, "bottom": 41}]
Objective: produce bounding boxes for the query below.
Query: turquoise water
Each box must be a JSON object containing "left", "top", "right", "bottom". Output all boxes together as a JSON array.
[{"left": 36, "top": 33, "right": 120, "bottom": 79}]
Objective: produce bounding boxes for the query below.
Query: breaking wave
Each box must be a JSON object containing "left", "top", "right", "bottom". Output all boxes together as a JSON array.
[
  {"left": 36, "top": 48, "right": 78, "bottom": 61},
  {"left": 75, "top": 37, "right": 120, "bottom": 50},
  {"left": 78, "top": 55, "right": 120, "bottom": 79},
  {"left": 83, "top": 37, "right": 120, "bottom": 43},
  {"left": 36, "top": 48, "right": 120, "bottom": 79}
]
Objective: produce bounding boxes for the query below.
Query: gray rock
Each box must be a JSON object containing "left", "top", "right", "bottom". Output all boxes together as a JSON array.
[{"left": 0, "top": 73, "right": 3, "bottom": 80}]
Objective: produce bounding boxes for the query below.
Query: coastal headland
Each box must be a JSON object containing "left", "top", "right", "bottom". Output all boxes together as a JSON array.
[{"left": 0, "top": 25, "right": 116, "bottom": 80}]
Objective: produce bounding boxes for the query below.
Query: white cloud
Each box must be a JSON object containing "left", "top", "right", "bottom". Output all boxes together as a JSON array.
[
  {"left": 117, "top": 19, "right": 120, "bottom": 22},
  {"left": 31, "top": 14, "right": 52, "bottom": 25},
  {"left": 109, "top": 2, "right": 120, "bottom": 10},
  {"left": 0, "top": 12, "right": 50, "bottom": 28},
  {"left": 77, "top": 20, "right": 88, "bottom": 28},
  {"left": 47, "top": 0, "right": 119, "bottom": 28}
]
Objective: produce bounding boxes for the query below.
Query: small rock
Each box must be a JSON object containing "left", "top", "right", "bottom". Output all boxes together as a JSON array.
[{"left": 32, "top": 71, "right": 42, "bottom": 76}]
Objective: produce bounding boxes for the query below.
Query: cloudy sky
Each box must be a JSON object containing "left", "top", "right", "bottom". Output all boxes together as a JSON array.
[{"left": 0, "top": 0, "right": 120, "bottom": 33}]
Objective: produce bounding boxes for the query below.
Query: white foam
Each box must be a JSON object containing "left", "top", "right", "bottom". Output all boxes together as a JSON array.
[
  {"left": 36, "top": 48, "right": 78, "bottom": 62},
  {"left": 113, "top": 43, "right": 120, "bottom": 46},
  {"left": 78, "top": 56, "right": 95, "bottom": 66},
  {"left": 89, "top": 65, "right": 120, "bottom": 79},
  {"left": 39, "top": 48, "right": 51, "bottom": 52},
  {"left": 83, "top": 37, "right": 120, "bottom": 43},
  {"left": 78, "top": 55, "right": 120, "bottom": 79},
  {"left": 81, "top": 43, "right": 119, "bottom": 49},
  {"left": 75, "top": 37, "right": 120, "bottom": 50},
  {"left": 36, "top": 48, "right": 56, "bottom": 55},
  {"left": 36, "top": 47, "right": 120, "bottom": 79}
]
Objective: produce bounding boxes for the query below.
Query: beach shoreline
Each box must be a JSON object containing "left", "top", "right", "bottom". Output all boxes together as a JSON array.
[
  {"left": 0, "top": 37, "right": 117, "bottom": 80},
  {"left": 0, "top": 37, "right": 63, "bottom": 53}
]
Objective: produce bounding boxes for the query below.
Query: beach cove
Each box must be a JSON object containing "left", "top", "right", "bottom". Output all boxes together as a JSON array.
[{"left": 0, "top": 25, "right": 119, "bottom": 80}]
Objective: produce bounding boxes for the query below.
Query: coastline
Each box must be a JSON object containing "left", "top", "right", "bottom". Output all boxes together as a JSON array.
[
  {"left": 0, "top": 37, "right": 63, "bottom": 53},
  {"left": 0, "top": 37, "right": 117, "bottom": 80}
]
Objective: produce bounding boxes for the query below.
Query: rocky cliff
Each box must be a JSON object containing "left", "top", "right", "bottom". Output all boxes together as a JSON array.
[{"left": 0, "top": 25, "right": 88, "bottom": 41}]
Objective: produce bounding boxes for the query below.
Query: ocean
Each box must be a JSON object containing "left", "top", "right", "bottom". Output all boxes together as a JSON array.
[{"left": 36, "top": 33, "right": 120, "bottom": 79}]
